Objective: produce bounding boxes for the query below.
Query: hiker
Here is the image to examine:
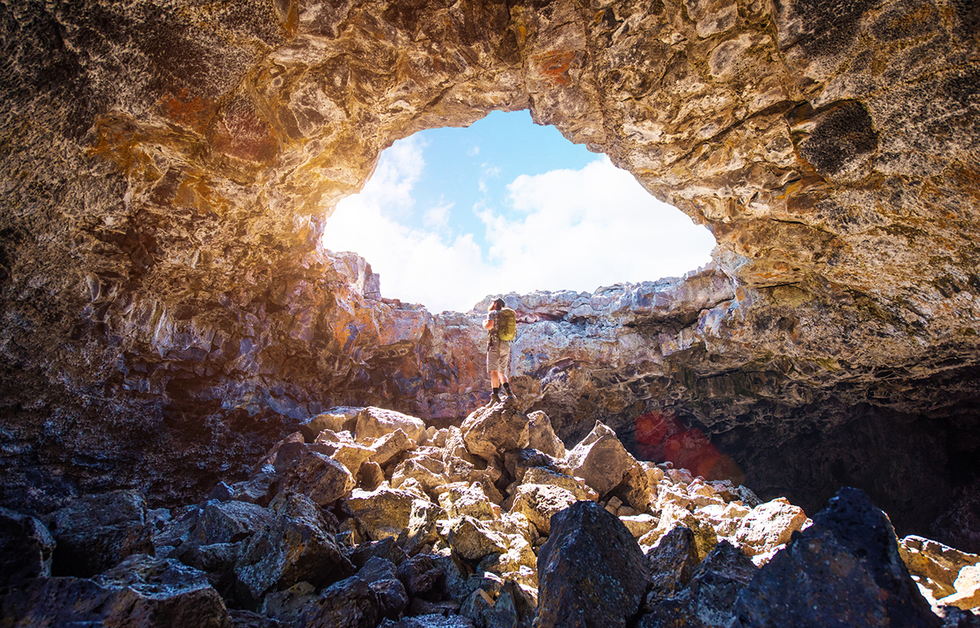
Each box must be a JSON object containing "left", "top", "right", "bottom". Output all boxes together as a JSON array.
[{"left": 483, "top": 298, "right": 516, "bottom": 404}]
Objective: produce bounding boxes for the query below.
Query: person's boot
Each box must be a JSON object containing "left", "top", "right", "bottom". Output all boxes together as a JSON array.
[
  {"left": 491, "top": 388, "right": 501, "bottom": 404},
  {"left": 503, "top": 383, "right": 514, "bottom": 399}
]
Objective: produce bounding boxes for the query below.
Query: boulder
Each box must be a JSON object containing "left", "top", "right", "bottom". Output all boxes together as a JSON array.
[
  {"left": 346, "top": 485, "right": 421, "bottom": 542},
  {"left": 460, "top": 403, "right": 530, "bottom": 461},
  {"left": 0, "top": 507, "right": 55, "bottom": 587},
  {"left": 300, "top": 410, "right": 357, "bottom": 441},
  {"left": 368, "top": 429, "right": 416, "bottom": 467},
  {"left": 391, "top": 454, "right": 447, "bottom": 493},
  {"left": 449, "top": 516, "right": 511, "bottom": 562},
  {"left": 47, "top": 489, "right": 153, "bottom": 578},
  {"left": 356, "top": 407, "right": 426, "bottom": 443},
  {"left": 198, "top": 500, "right": 273, "bottom": 546},
  {"left": 565, "top": 422, "right": 635, "bottom": 498},
  {"left": 682, "top": 541, "right": 758, "bottom": 627},
  {"left": 437, "top": 482, "right": 497, "bottom": 521},
  {"left": 732, "top": 487, "right": 942, "bottom": 628},
  {"left": 234, "top": 493, "right": 353, "bottom": 603},
  {"left": 302, "top": 576, "right": 381, "bottom": 628},
  {"left": 313, "top": 430, "right": 376, "bottom": 476},
  {"left": 526, "top": 411, "right": 565, "bottom": 459},
  {"left": 648, "top": 503, "right": 718, "bottom": 561},
  {"left": 609, "top": 458, "right": 652, "bottom": 513},
  {"left": 620, "top": 514, "right": 659, "bottom": 540},
  {"left": 275, "top": 448, "right": 355, "bottom": 507},
  {"left": 509, "top": 483, "right": 580, "bottom": 535},
  {"left": 733, "top": 497, "right": 809, "bottom": 557},
  {"left": 396, "top": 553, "right": 445, "bottom": 598},
  {"left": 0, "top": 569, "right": 231, "bottom": 628},
  {"left": 900, "top": 535, "right": 980, "bottom": 602},
  {"left": 535, "top": 501, "right": 650, "bottom": 628},
  {"left": 645, "top": 526, "right": 701, "bottom": 602},
  {"left": 358, "top": 461, "right": 386, "bottom": 491},
  {"left": 520, "top": 466, "right": 596, "bottom": 501}
]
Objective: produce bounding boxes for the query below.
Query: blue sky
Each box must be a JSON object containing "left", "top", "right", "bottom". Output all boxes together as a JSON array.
[{"left": 321, "top": 110, "right": 717, "bottom": 313}]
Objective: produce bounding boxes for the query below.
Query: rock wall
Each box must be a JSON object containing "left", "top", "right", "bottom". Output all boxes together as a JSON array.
[{"left": 0, "top": 0, "right": 978, "bottom": 552}]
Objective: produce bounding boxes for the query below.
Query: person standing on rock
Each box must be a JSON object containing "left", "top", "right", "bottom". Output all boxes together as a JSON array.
[{"left": 483, "top": 298, "right": 516, "bottom": 404}]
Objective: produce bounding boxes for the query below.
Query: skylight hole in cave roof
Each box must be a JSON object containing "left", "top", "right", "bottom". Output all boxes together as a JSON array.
[{"left": 320, "top": 110, "right": 717, "bottom": 314}]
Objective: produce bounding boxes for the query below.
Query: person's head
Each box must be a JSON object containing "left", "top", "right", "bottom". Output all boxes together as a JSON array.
[{"left": 490, "top": 298, "right": 505, "bottom": 311}]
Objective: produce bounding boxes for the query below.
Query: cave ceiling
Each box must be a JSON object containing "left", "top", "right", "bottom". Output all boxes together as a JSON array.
[{"left": 1, "top": 0, "right": 979, "bottom": 544}]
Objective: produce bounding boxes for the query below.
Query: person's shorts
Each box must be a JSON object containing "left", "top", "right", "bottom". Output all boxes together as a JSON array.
[{"left": 487, "top": 338, "right": 511, "bottom": 376}]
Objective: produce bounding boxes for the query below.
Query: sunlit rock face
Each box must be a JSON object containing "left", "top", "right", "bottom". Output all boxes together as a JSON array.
[{"left": 0, "top": 0, "right": 978, "bottom": 551}]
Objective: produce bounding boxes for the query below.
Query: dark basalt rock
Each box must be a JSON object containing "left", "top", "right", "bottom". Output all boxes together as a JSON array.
[
  {"left": 535, "top": 501, "right": 650, "bottom": 628},
  {"left": 0, "top": 508, "right": 56, "bottom": 589},
  {"left": 732, "top": 487, "right": 942, "bottom": 628}
]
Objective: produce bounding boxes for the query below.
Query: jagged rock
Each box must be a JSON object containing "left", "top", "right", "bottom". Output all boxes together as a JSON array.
[
  {"left": 274, "top": 447, "right": 355, "bottom": 507},
  {"left": 228, "top": 472, "right": 277, "bottom": 507},
  {"left": 300, "top": 576, "right": 381, "bottom": 628},
  {"left": 620, "top": 514, "right": 659, "bottom": 540},
  {"left": 47, "top": 489, "right": 154, "bottom": 578},
  {"left": 535, "top": 501, "right": 650, "bottom": 628},
  {"left": 312, "top": 430, "right": 376, "bottom": 477},
  {"left": 504, "top": 449, "right": 564, "bottom": 487},
  {"left": 519, "top": 467, "right": 596, "bottom": 502},
  {"left": 0, "top": 570, "right": 232, "bottom": 628},
  {"left": 396, "top": 553, "right": 445, "bottom": 598},
  {"left": 682, "top": 541, "right": 759, "bottom": 627},
  {"left": 640, "top": 540, "right": 758, "bottom": 628},
  {"left": 647, "top": 503, "right": 719, "bottom": 561},
  {"left": 0, "top": 507, "right": 55, "bottom": 587},
  {"left": 509, "top": 483, "right": 579, "bottom": 536},
  {"left": 460, "top": 402, "right": 530, "bottom": 461},
  {"left": 300, "top": 410, "right": 357, "bottom": 441},
  {"left": 526, "top": 411, "right": 565, "bottom": 459},
  {"left": 733, "top": 497, "right": 809, "bottom": 557},
  {"left": 732, "top": 487, "right": 942, "bottom": 628},
  {"left": 437, "top": 482, "right": 497, "bottom": 521},
  {"left": 901, "top": 535, "right": 980, "bottom": 604},
  {"left": 609, "top": 458, "right": 652, "bottom": 513},
  {"left": 234, "top": 493, "right": 353, "bottom": 603},
  {"left": 368, "top": 429, "right": 417, "bottom": 467},
  {"left": 449, "top": 516, "right": 511, "bottom": 562},
  {"left": 198, "top": 500, "right": 273, "bottom": 546},
  {"left": 350, "top": 538, "right": 409, "bottom": 570},
  {"left": 392, "top": 454, "right": 447, "bottom": 493},
  {"left": 565, "top": 421, "right": 636, "bottom": 498},
  {"left": 346, "top": 485, "right": 421, "bottom": 542},
  {"left": 645, "top": 526, "right": 701, "bottom": 603},
  {"left": 356, "top": 407, "right": 426, "bottom": 444}
]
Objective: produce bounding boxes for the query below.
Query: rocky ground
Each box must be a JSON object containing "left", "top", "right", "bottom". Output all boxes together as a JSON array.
[{"left": 3, "top": 401, "right": 978, "bottom": 627}]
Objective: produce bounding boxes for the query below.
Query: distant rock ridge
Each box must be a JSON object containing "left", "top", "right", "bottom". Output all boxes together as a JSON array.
[{"left": 2, "top": 402, "right": 976, "bottom": 627}]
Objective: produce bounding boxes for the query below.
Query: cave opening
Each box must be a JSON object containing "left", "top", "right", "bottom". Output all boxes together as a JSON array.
[{"left": 319, "top": 110, "right": 717, "bottom": 313}]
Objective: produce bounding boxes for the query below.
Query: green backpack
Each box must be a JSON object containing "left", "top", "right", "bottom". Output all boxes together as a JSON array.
[{"left": 497, "top": 307, "right": 517, "bottom": 341}]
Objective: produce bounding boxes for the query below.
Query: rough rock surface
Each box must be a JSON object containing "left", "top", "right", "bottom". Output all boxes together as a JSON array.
[
  {"left": 0, "top": 0, "right": 978, "bottom": 567},
  {"left": 1, "top": 405, "right": 976, "bottom": 626},
  {"left": 732, "top": 487, "right": 942, "bottom": 627}
]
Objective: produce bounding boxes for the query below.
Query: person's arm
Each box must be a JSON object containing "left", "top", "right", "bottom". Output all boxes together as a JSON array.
[{"left": 483, "top": 318, "right": 493, "bottom": 330}]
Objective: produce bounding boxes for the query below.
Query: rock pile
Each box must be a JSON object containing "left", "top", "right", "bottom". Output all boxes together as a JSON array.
[{"left": 1, "top": 403, "right": 977, "bottom": 627}]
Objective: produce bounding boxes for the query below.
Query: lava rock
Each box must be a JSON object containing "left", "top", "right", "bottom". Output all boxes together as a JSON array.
[
  {"left": 0, "top": 507, "right": 56, "bottom": 588},
  {"left": 47, "top": 489, "right": 154, "bottom": 578},
  {"left": 732, "top": 487, "right": 942, "bottom": 627},
  {"left": 535, "top": 501, "right": 650, "bottom": 628}
]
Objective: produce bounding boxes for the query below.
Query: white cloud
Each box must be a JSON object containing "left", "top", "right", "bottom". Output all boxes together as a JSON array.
[{"left": 322, "top": 149, "right": 716, "bottom": 313}]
